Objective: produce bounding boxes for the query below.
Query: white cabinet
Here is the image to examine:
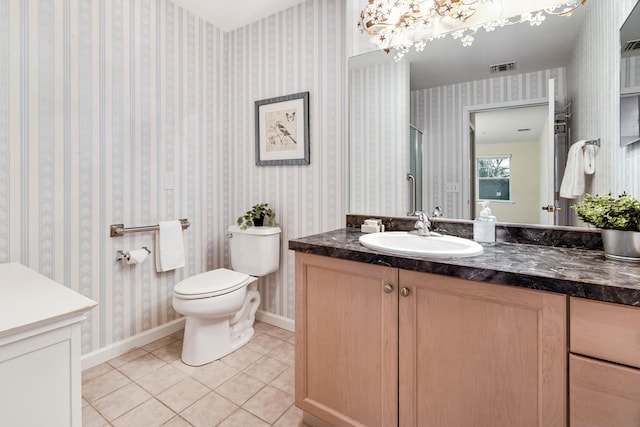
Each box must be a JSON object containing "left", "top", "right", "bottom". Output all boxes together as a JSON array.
[{"left": 0, "top": 263, "right": 97, "bottom": 427}]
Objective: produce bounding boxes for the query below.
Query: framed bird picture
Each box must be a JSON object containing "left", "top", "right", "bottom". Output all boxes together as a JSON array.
[{"left": 255, "top": 91, "right": 310, "bottom": 166}]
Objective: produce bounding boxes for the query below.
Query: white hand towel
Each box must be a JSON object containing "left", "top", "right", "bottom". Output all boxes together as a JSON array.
[
  {"left": 559, "top": 140, "right": 586, "bottom": 199},
  {"left": 583, "top": 144, "right": 597, "bottom": 175},
  {"left": 155, "top": 220, "right": 185, "bottom": 272}
]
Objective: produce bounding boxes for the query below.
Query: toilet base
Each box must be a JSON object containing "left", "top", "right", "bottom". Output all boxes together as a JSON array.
[{"left": 179, "top": 285, "right": 261, "bottom": 366}]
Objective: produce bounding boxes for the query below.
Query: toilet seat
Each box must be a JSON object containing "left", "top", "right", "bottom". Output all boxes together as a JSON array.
[{"left": 174, "top": 268, "right": 252, "bottom": 300}]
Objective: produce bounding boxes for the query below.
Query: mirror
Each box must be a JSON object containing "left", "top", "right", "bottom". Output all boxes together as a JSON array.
[
  {"left": 349, "top": 1, "right": 639, "bottom": 225},
  {"left": 620, "top": 1, "right": 640, "bottom": 147}
]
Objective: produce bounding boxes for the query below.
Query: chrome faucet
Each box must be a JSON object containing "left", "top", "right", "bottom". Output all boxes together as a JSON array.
[{"left": 413, "top": 211, "right": 431, "bottom": 236}]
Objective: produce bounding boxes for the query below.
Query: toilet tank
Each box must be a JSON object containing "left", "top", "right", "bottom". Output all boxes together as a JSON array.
[{"left": 228, "top": 225, "right": 281, "bottom": 276}]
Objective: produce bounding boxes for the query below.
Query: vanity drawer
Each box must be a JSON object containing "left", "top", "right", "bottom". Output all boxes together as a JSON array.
[
  {"left": 570, "top": 297, "right": 640, "bottom": 368},
  {"left": 570, "top": 354, "right": 640, "bottom": 427}
]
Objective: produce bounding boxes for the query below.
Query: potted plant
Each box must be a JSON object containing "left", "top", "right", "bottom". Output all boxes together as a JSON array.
[
  {"left": 571, "top": 193, "right": 640, "bottom": 261},
  {"left": 237, "top": 203, "right": 278, "bottom": 230}
]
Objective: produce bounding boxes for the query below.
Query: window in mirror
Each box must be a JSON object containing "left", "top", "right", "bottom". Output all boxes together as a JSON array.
[{"left": 477, "top": 155, "right": 511, "bottom": 201}]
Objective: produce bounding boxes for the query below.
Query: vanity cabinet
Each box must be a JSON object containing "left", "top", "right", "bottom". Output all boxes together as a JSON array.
[
  {"left": 399, "top": 270, "right": 566, "bottom": 427},
  {"left": 570, "top": 297, "right": 640, "bottom": 426},
  {"left": 295, "top": 252, "right": 398, "bottom": 426},
  {"left": 295, "top": 253, "right": 567, "bottom": 427}
]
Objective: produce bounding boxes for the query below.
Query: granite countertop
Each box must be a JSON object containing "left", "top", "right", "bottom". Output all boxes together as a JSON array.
[{"left": 289, "top": 227, "right": 640, "bottom": 307}]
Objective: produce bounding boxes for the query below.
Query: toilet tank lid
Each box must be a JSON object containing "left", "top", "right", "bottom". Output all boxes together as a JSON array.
[
  {"left": 228, "top": 225, "right": 281, "bottom": 235},
  {"left": 174, "top": 268, "right": 250, "bottom": 296}
]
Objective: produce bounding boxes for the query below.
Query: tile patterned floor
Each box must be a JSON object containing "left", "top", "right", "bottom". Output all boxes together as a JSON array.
[{"left": 82, "top": 322, "right": 309, "bottom": 427}]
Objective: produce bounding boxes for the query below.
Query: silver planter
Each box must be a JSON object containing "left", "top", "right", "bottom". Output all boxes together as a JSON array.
[{"left": 601, "top": 229, "right": 640, "bottom": 262}]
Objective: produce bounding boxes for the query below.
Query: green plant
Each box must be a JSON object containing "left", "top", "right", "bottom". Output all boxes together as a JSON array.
[
  {"left": 237, "top": 203, "right": 278, "bottom": 230},
  {"left": 571, "top": 193, "right": 640, "bottom": 231}
]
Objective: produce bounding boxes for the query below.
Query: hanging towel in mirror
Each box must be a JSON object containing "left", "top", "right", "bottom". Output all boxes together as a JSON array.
[
  {"left": 155, "top": 220, "right": 185, "bottom": 272},
  {"left": 559, "top": 140, "right": 586, "bottom": 199}
]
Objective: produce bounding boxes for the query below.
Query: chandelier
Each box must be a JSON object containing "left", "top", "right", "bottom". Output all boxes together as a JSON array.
[{"left": 358, "top": 0, "right": 587, "bottom": 61}]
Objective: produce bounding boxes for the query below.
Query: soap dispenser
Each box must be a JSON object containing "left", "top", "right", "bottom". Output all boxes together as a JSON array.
[{"left": 473, "top": 201, "right": 497, "bottom": 243}]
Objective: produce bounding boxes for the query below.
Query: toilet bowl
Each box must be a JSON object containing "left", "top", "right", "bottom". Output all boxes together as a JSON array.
[{"left": 172, "top": 225, "right": 281, "bottom": 366}]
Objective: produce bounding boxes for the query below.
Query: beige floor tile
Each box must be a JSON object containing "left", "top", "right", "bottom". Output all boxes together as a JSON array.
[
  {"left": 82, "top": 369, "right": 131, "bottom": 403},
  {"left": 82, "top": 404, "right": 110, "bottom": 427},
  {"left": 218, "top": 408, "right": 270, "bottom": 427},
  {"left": 244, "top": 332, "right": 286, "bottom": 355},
  {"left": 273, "top": 404, "right": 309, "bottom": 427},
  {"left": 221, "top": 346, "right": 263, "bottom": 370},
  {"left": 82, "top": 363, "right": 115, "bottom": 383},
  {"left": 270, "top": 367, "right": 294, "bottom": 395},
  {"left": 81, "top": 325, "right": 299, "bottom": 427},
  {"left": 170, "top": 359, "right": 207, "bottom": 376},
  {"left": 112, "top": 398, "right": 175, "bottom": 427},
  {"left": 253, "top": 321, "right": 279, "bottom": 333},
  {"left": 215, "top": 372, "right": 266, "bottom": 405},
  {"left": 157, "top": 377, "right": 210, "bottom": 413},
  {"left": 93, "top": 382, "right": 152, "bottom": 421},
  {"left": 83, "top": 398, "right": 89, "bottom": 407},
  {"left": 191, "top": 360, "right": 239, "bottom": 390},
  {"left": 266, "top": 342, "right": 295, "bottom": 366},
  {"left": 170, "top": 329, "right": 184, "bottom": 341},
  {"left": 108, "top": 347, "right": 148, "bottom": 368},
  {"left": 119, "top": 352, "right": 167, "bottom": 380},
  {"left": 143, "top": 336, "right": 176, "bottom": 352},
  {"left": 243, "top": 355, "right": 288, "bottom": 384},
  {"left": 180, "top": 392, "right": 237, "bottom": 427},
  {"left": 261, "top": 326, "right": 294, "bottom": 342},
  {"left": 243, "top": 385, "right": 294, "bottom": 424},
  {"left": 136, "top": 363, "right": 187, "bottom": 395},
  {"left": 152, "top": 340, "right": 184, "bottom": 362},
  {"left": 162, "top": 415, "right": 193, "bottom": 426}
]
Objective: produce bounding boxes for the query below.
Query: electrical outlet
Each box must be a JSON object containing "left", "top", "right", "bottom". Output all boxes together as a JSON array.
[{"left": 445, "top": 183, "right": 459, "bottom": 193}]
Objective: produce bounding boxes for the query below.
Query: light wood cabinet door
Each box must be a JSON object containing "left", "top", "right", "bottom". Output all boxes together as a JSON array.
[
  {"left": 571, "top": 297, "right": 640, "bottom": 369},
  {"left": 570, "top": 354, "right": 640, "bottom": 427},
  {"left": 398, "top": 271, "right": 566, "bottom": 427},
  {"left": 295, "top": 253, "right": 399, "bottom": 427}
]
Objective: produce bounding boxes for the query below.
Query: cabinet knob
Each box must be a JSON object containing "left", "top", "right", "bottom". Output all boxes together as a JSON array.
[
  {"left": 383, "top": 284, "right": 394, "bottom": 293},
  {"left": 400, "top": 288, "right": 410, "bottom": 297}
]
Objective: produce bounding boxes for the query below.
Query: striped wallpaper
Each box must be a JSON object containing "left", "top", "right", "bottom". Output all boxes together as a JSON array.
[
  {"left": 224, "top": 0, "right": 347, "bottom": 321},
  {"left": 568, "top": 0, "right": 640, "bottom": 198},
  {"left": 350, "top": 59, "right": 409, "bottom": 216},
  {"left": 410, "top": 67, "right": 567, "bottom": 220},
  {"left": 0, "top": 0, "right": 347, "bottom": 354}
]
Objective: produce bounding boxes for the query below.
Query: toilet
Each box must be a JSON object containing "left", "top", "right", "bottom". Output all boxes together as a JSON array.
[{"left": 172, "top": 225, "right": 281, "bottom": 366}]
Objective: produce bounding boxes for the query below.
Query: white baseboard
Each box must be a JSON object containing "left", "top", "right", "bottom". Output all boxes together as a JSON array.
[
  {"left": 82, "top": 311, "right": 292, "bottom": 370},
  {"left": 256, "top": 310, "right": 295, "bottom": 332},
  {"left": 81, "top": 318, "right": 186, "bottom": 371}
]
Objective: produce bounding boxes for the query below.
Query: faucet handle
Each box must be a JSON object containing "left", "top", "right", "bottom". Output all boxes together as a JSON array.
[
  {"left": 414, "top": 211, "right": 429, "bottom": 222},
  {"left": 432, "top": 206, "right": 443, "bottom": 217}
]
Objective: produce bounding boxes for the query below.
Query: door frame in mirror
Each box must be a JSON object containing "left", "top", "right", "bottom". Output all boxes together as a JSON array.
[{"left": 463, "top": 96, "right": 551, "bottom": 221}]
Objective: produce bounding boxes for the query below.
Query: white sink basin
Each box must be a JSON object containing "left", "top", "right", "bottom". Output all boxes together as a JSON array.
[{"left": 359, "top": 231, "right": 484, "bottom": 258}]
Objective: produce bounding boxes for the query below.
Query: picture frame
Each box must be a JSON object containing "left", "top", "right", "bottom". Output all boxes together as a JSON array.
[{"left": 255, "top": 91, "right": 310, "bottom": 166}]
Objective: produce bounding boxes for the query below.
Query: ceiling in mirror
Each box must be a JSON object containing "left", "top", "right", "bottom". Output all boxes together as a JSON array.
[
  {"left": 620, "top": 0, "right": 640, "bottom": 58},
  {"left": 475, "top": 106, "right": 548, "bottom": 145},
  {"left": 407, "top": 5, "right": 586, "bottom": 90}
]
